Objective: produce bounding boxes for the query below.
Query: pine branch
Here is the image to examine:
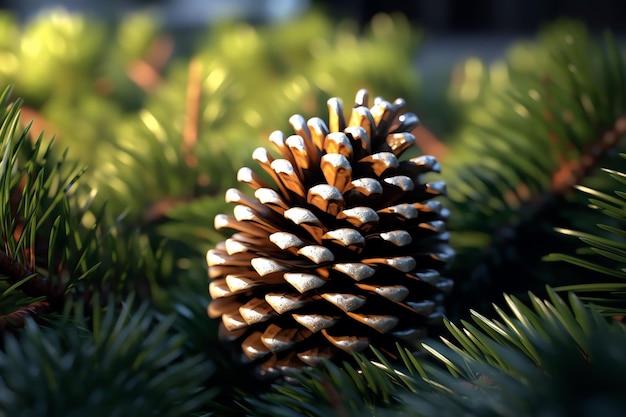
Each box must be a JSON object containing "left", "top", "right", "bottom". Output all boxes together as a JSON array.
[
  {"left": 126, "top": 35, "right": 174, "bottom": 92},
  {"left": 0, "top": 300, "right": 49, "bottom": 330},
  {"left": 140, "top": 58, "right": 204, "bottom": 223},
  {"left": 457, "top": 111, "right": 626, "bottom": 305},
  {"left": 182, "top": 57, "right": 202, "bottom": 169},
  {"left": 412, "top": 125, "right": 449, "bottom": 158},
  {"left": 0, "top": 249, "right": 64, "bottom": 308},
  {"left": 550, "top": 112, "right": 626, "bottom": 194},
  {"left": 444, "top": 22, "right": 626, "bottom": 317},
  {"left": 544, "top": 153, "right": 626, "bottom": 314},
  {"left": 0, "top": 87, "right": 173, "bottom": 329},
  {"left": 0, "top": 296, "right": 216, "bottom": 417},
  {"left": 249, "top": 289, "right": 626, "bottom": 417}
]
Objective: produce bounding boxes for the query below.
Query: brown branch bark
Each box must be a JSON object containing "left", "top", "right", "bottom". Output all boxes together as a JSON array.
[
  {"left": 182, "top": 58, "right": 203, "bottom": 169},
  {"left": 126, "top": 35, "right": 174, "bottom": 92},
  {"left": 142, "top": 195, "right": 195, "bottom": 223},
  {"left": 550, "top": 113, "right": 626, "bottom": 195},
  {"left": 0, "top": 250, "right": 61, "bottom": 302},
  {"left": 450, "top": 112, "right": 626, "bottom": 319},
  {"left": 0, "top": 301, "right": 50, "bottom": 330},
  {"left": 138, "top": 59, "right": 204, "bottom": 223},
  {"left": 412, "top": 125, "right": 448, "bottom": 159}
]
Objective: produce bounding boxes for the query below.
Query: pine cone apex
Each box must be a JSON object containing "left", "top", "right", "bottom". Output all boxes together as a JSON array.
[{"left": 208, "top": 89, "right": 454, "bottom": 377}]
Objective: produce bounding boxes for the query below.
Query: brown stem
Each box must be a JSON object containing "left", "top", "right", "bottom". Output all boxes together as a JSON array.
[
  {"left": 126, "top": 35, "right": 174, "bottom": 92},
  {"left": 551, "top": 113, "right": 626, "bottom": 195},
  {"left": 453, "top": 113, "right": 626, "bottom": 317},
  {"left": 412, "top": 125, "right": 448, "bottom": 159},
  {"left": 142, "top": 195, "right": 195, "bottom": 223},
  {"left": 0, "top": 250, "right": 60, "bottom": 301},
  {"left": 182, "top": 58, "right": 203, "bottom": 169},
  {"left": 20, "top": 106, "right": 56, "bottom": 143},
  {"left": 0, "top": 301, "right": 50, "bottom": 330}
]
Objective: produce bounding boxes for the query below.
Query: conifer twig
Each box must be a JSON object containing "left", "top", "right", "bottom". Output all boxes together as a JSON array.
[
  {"left": 140, "top": 59, "right": 203, "bottom": 223},
  {"left": 143, "top": 195, "right": 194, "bottom": 223},
  {"left": 182, "top": 58, "right": 202, "bottom": 168},
  {"left": 412, "top": 125, "right": 448, "bottom": 159},
  {"left": 0, "top": 251, "right": 60, "bottom": 301},
  {"left": 551, "top": 113, "right": 626, "bottom": 194},
  {"left": 456, "top": 113, "right": 626, "bottom": 315},
  {"left": 0, "top": 300, "right": 50, "bottom": 330},
  {"left": 127, "top": 35, "right": 174, "bottom": 91}
]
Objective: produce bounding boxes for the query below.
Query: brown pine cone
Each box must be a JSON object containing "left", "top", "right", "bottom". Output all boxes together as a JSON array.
[{"left": 208, "top": 89, "right": 454, "bottom": 377}]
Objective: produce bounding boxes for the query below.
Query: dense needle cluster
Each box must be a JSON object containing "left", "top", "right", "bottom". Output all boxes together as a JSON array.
[{"left": 208, "top": 89, "right": 454, "bottom": 377}]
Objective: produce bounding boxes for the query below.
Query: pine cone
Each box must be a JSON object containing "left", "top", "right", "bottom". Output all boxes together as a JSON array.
[{"left": 208, "top": 89, "right": 454, "bottom": 377}]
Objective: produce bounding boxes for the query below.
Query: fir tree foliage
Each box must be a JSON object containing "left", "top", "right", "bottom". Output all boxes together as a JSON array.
[
  {"left": 0, "top": 84, "right": 90, "bottom": 327},
  {"left": 0, "top": 86, "right": 218, "bottom": 415},
  {"left": 0, "top": 296, "right": 214, "bottom": 417},
  {"left": 250, "top": 289, "right": 626, "bottom": 417},
  {"left": 545, "top": 153, "right": 626, "bottom": 315},
  {"left": 441, "top": 20, "right": 626, "bottom": 315},
  {"left": 0, "top": 84, "right": 173, "bottom": 326}
]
